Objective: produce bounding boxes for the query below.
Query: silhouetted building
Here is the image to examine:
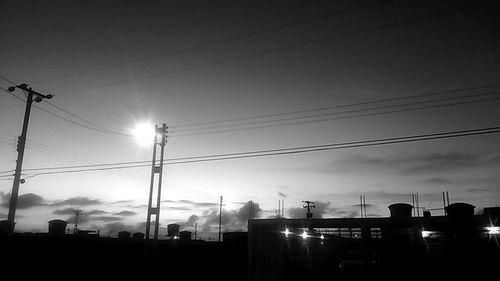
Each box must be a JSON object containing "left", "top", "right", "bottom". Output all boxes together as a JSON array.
[
  {"left": 248, "top": 202, "right": 500, "bottom": 280},
  {"left": 132, "top": 232, "right": 145, "bottom": 239},
  {"left": 48, "top": 219, "right": 67, "bottom": 236}
]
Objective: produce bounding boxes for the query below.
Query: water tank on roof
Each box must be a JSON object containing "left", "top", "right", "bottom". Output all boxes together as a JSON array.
[
  {"left": 179, "top": 230, "right": 192, "bottom": 240},
  {"left": 118, "top": 231, "right": 131, "bottom": 239},
  {"left": 388, "top": 203, "right": 413, "bottom": 219},
  {"left": 167, "top": 223, "right": 180, "bottom": 237},
  {"left": 445, "top": 203, "right": 475, "bottom": 217},
  {"left": 48, "top": 219, "right": 67, "bottom": 236}
]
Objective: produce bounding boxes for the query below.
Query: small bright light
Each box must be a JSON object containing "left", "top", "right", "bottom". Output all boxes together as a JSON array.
[
  {"left": 301, "top": 231, "right": 309, "bottom": 239},
  {"left": 173, "top": 235, "right": 179, "bottom": 240},
  {"left": 486, "top": 226, "right": 500, "bottom": 235},
  {"left": 320, "top": 234, "right": 325, "bottom": 240},
  {"left": 421, "top": 230, "right": 432, "bottom": 238},
  {"left": 284, "top": 228, "right": 290, "bottom": 237},
  {"left": 131, "top": 122, "right": 155, "bottom": 146}
]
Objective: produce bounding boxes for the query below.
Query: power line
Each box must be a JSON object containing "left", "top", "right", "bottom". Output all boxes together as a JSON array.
[
  {"left": 170, "top": 96, "right": 500, "bottom": 137},
  {"left": 4, "top": 125, "right": 499, "bottom": 178},
  {"left": 3, "top": 87, "right": 133, "bottom": 137},
  {"left": 169, "top": 82, "right": 500, "bottom": 129},
  {"left": 30, "top": 0, "right": 393, "bottom": 86},
  {"left": 170, "top": 91, "right": 500, "bottom": 134},
  {"left": 57, "top": 10, "right": 454, "bottom": 97}
]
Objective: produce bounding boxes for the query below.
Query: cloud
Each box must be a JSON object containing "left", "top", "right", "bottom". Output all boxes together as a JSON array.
[
  {"left": 86, "top": 210, "right": 108, "bottom": 215},
  {"left": 53, "top": 208, "right": 78, "bottom": 215},
  {"left": 113, "top": 211, "right": 137, "bottom": 216},
  {"left": 0, "top": 192, "right": 45, "bottom": 209},
  {"left": 163, "top": 199, "right": 218, "bottom": 208},
  {"left": 178, "top": 214, "right": 199, "bottom": 229},
  {"left": 332, "top": 151, "right": 497, "bottom": 175},
  {"left": 197, "top": 201, "right": 263, "bottom": 237},
  {"left": 423, "top": 177, "right": 452, "bottom": 184},
  {"left": 51, "top": 197, "right": 102, "bottom": 206},
  {"left": 466, "top": 188, "right": 491, "bottom": 193},
  {"left": 91, "top": 216, "right": 123, "bottom": 222}
]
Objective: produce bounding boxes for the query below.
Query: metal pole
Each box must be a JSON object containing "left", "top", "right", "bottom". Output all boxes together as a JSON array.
[
  {"left": 153, "top": 123, "right": 167, "bottom": 240},
  {"left": 218, "top": 196, "right": 223, "bottom": 242},
  {"left": 145, "top": 126, "right": 159, "bottom": 241},
  {"left": 7, "top": 91, "right": 33, "bottom": 234}
]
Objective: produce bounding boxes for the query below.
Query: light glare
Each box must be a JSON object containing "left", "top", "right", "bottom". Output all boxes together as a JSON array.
[
  {"left": 131, "top": 123, "right": 155, "bottom": 146},
  {"left": 421, "top": 230, "right": 431, "bottom": 238},
  {"left": 301, "top": 231, "right": 309, "bottom": 239},
  {"left": 486, "top": 226, "right": 500, "bottom": 235}
]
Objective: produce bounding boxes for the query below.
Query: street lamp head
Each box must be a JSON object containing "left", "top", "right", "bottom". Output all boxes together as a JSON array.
[
  {"left": 7, "top": 86, "right": 16, "bottom": 92},
  {"left": 45, "top": 94, "right": 54, "bottom": 99}
]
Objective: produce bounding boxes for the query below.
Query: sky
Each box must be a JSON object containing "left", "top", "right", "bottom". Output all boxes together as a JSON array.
[{"left": 1, "top": 0, "right": 500, "bottom": 238}]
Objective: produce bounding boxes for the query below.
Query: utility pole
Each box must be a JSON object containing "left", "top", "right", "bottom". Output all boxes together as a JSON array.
[
  {"left": 6, "top": 84, "right": 53, "bottom": 235},
  {"left": 302, "top": 201, "right": 315, "bottom": 219},
  {"left": 218, "top": 196, "right": 223, "bottom": 242},
  {"left": 145, "top": 123, "right": 168, "bottom": 251}
]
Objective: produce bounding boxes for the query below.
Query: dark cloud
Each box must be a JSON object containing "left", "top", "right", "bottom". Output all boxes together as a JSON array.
[
  {"left": 167, "top": 206, "right": 192, "bottom": 211},
  {"left": 163, "top": 199, "right": 218, "bottom": 208},
  {"left": 92, "top": 216, "right": 123, "bottom": 222},
  {"left": 54, "top": 208, "right": 106, "bottom": 216},
  {"left": 86, "top": 210, "right": 108, "bottom": 215},
  {"left": 110, "top": 200, "right": 135, "bottom": 205},
  {"left": 405, "top": 152, "right": 482, "bottom": 173},
  {"left": 0, "top": 192, "right": 45, "bottom": 209},
  {"left": 236, "top": 201, "right": 262, "bottom": 222},
  {"left": 51, "top": 197, "right": 101, "bottom": 207},
  {"left": 424, "top": 177, "right": 452, "bottom": 184},
  {"left": 113, "top": 211, "right": 137, "bottom": 216},
  {"left": 333, "top": 151, "right": 497, "bottom": 175},
  {"left": 466, "top": 188, "right": 491, "bottom": 193},
  {"left": 53, "top": 207, "right": 78, "bottom": 215}
]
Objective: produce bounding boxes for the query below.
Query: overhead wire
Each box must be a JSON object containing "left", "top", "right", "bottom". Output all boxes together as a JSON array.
[
  {"left": 170, "top": 95, "right": 500, "bottom": 137},
  {"left": 1, "top": 125, "right": 498, "bottom": 178},
  {"left": 169, "top": 91, "right": 500, "bottom": 134},
  {"left": 169, "top": 82, "right": 500, "bottom": 129}
]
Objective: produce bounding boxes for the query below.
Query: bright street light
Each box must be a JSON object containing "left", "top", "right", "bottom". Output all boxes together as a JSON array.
[
  {"left": 421, "top": 230, "right": 432, "bottom": 238},
  {"left": 486, "top": 226, "right": 500, "bottom": 235},
  {"left": 301, "top": 231, "right": 309, "bottom": 239}
]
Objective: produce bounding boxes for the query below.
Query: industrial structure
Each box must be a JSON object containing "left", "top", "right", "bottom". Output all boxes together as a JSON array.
[{"left": 248, "top": 202, "right": 500, "bottom": 280}]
